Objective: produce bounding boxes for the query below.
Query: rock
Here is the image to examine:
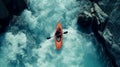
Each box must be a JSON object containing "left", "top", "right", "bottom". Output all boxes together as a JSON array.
[
  {"left": 0, "top": 0, "right": 27, "bottom": 33},
  {"left": 103, "top": 3, "right": 120, "bottom": 67},
  {"left": 77, "top": 12, "right": 93, "bottom": 34},
  {"left": 94, "top": 28, "right": 118, "bottom": 67},
  {"left": 77, "top": 2, "right": 120, "bottom": 67},
  {"left": 92, "top": 3, "right": 108, "bottom": 32},
  {"left": 0, "top": 1, "right": 9, "bottom": 19},
  {"left": 78, "top": 14, "right": 92, "bottom": 27},
  {"left": 89, "top": 0, "right": 99, "bottom": 3},
  {"left": 0, "top": 15, "right": 12, "bottom": 33},
  {"left": 98, "top": 0, "right": 118, "bottom": 15},
  {"left": 92, "top": 2, "right": 120, "bottom": 67},
  {"left": 107, "top": 1, "right": 120, "bottom": 46},
  {"left": 91, "top": 1, "right": 120, "bottom": 67},
  {"left": 91, "top": 16, "right": 99, "bottom": 33},
  {"left": 77, "top": 3, "right": 108, "bottom": 34},
  {"left": 0, "top": 0, "right": 12, "bottom": 33},
  {"left": 2, "top": 0, "right": 27, "bottom": 15}
]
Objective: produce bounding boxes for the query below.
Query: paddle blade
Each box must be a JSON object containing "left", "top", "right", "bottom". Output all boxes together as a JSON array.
[
  {"left": 47, "top": 37, "right": 51, "bottom": 39},
  {"left": 63, "top": 31, "right": 68, "bottom": 34}
]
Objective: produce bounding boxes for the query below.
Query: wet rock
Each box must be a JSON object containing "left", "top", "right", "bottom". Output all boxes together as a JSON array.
[
  {"left": 0, "top": 0, "right": 11, "bottom": 33},
  {"left": 77, "top": 14, "right": 92, "bottom": 27},
  {"left": 93, "top": 28, "right": 118, "bottom": 67},
  {"left": 92, "top": 2, "right": 120, "bottom": 67},
  {"left": 93, "top": 3, "right": 108, "bottom": 32},
  {"left": 103, "top": 4, "right": 120, "bottom": 67},
  {"left": 98, "top": 0, "right": 118, "bottom": 15},
  {"left": 0, "top": 15, "right": 12, "bottom": 33},
  {"left": 77, "top": 2, "right": 120, "bottom": 67},
  {"left": 0, "top": 1, "right": 9, "bottom": 19},
  {"left": 2, "top": 0, "right": 27, "bottom": 15},
  {"left": 77, "top": 3, "right": 108, "bottom": 33},
  {"left": 107, "top": 1, "right": 120, "bottom": 46},
  {"left": 89, "top": 0, "right": 99, "bottom": 3},
  {"left": 0, "top": 0, "right": 27, "bottom": 33},
  {"left": 77, "top": 12, "right": 93, "bottom": 34}
]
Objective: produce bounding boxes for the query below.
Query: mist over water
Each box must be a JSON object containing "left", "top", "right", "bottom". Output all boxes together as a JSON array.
[{"left": 0, "top": 0, "right": 107, "bottom": 67}]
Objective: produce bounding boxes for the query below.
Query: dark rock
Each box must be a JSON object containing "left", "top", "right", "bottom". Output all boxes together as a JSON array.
[
  {"left": 2, "top": 0, "right": 27, "bottom": 15},
  {"left": 92, "top": 3, "right": 108, "bottom": 32},
  {"left": 0, "top": 1, "right": 10, "bottom": 33},
  {"left": 0, "top": 0, "right": 27, "bottom": 34},
  {"left": 98, "top": 0, "right": 118, "bottom": 15},
  {"left": 91, "top": 2, "right": 120, "bottom": 67},
  {"left": 78, "top": 14, "right": 92, "bottom": 27},
  {"left": 90, "top": 15, "right": 118, "bottom": 67},
  {"left": 91, "top": 3, "right": 120, "bottom": 67},
  {"left": 91, "top": 16, "right": 99, "bottom": 33},
  {"left": 0, "top": 15, "right": 12, "bottom": 33},
  {"left": 77, "top": 13, "right": 92, "bottom": 34},
  {"left": 77, "top": 3, "right": 108, "bottom": 34},
  {"left": 103, "top": 3, "right": 120, "bottom": 67},
  {"left": 77, "top": 2, "right": 119, "bottom": 67},
  {"left": 93, "top": 29, "right": 118, "bottom": 67},
  {"left": 0, "top": 1, "right": 9, "bottom": 19},
  {"left": 106, "top": 1, "right": 120, "bottom": 46},
  {"left": 89, "top": 0, "right": 99, "bottom": 3}
]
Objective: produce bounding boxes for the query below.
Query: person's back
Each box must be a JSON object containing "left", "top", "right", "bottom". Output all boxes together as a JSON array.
[{"left": 55, "top": 28, "right": 62, "bottom": 42}]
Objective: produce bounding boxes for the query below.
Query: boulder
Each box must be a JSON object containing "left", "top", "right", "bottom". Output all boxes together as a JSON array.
[
  {"left": 77, "top": 12, "right": 93, "bottom": 34},
  {"left": 0, "top": 0, "right": 27, "bottom": 33},
  {"left": 2, "top": 0, "right": 27, "bottom": 15}
]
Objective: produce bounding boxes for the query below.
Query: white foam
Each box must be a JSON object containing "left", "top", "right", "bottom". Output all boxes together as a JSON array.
[
  {"left": 4, "top": 32, "right": 27, "bottom": 60},
  {"left": 25, "top": 63, "right": 33, "bottom": 67},
  {"left": 30, "top": 27, "right": 98, "bottom": 67},
  {"left": 21, "top": 10, "right": 37, "bottom": 30}
]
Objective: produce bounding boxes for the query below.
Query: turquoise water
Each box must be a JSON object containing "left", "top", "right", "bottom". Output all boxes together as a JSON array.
[{"left": 0, "top": 0, "right": 107, "bottom": 67}]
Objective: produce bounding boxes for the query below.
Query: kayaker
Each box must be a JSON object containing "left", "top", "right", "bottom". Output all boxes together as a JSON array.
[{"left": 55, "top": 28, "right": 62, "bottom": 42}]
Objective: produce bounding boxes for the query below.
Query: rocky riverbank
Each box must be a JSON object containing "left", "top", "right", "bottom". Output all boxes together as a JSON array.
[{"left": 77, "top": 0, "right": 120, "bottom": 67}]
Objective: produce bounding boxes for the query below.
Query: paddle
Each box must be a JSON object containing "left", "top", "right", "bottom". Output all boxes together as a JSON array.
[
  {"left": 63, "top": 31, "right": 68, "bottom": 34},
  {"left": 46, "top": 31, "right": 68, "bottom": 39}
]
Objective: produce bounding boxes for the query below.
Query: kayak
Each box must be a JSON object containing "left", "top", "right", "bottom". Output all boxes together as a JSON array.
[{"left": 54, "top": 22, "right": 63, "bottom": 50}]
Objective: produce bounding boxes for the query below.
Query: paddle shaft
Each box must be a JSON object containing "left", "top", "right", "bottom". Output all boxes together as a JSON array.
[{"left": 47, "top": 31, "right": 68, "bottom": 39}]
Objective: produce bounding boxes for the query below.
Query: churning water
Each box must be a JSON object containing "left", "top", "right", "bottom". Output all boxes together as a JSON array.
[{"left": 0, "top": 0, "right": 107, "bottom": 67}]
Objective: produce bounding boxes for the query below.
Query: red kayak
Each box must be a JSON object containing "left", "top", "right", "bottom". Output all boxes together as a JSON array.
[{"left": 54, "top": 22, "right": 63, "bottom": 50}]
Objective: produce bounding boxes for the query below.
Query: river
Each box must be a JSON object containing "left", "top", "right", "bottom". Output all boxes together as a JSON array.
[{"left": 0, "top": 0, "right": 108, "bottom": 67}]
